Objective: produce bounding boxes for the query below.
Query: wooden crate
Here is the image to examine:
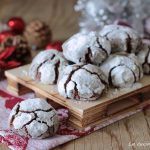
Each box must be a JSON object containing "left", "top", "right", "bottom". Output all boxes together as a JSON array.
[{"left": 5, "top": 65, "right": 150, "bottom": 129}]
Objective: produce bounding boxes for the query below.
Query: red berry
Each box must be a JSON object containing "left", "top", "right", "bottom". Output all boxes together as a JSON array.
[
  {"left": 7, "top": 17, "right": 25, "bottom": 34},
  {"left": 46, "top": 41, "right": 63, "bottom": 51}
]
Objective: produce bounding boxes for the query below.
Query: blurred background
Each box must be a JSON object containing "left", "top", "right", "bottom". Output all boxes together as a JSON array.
[
  {"left": 0, "top": 0, "right": 149, "bottom": 79},
  {"left": 0, "top": 0, "right": 79, "bottom": 41}
]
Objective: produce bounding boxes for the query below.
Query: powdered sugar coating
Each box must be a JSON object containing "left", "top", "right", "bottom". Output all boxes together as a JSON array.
[
  {"left": 100, "top": 25, "right": 141, "bottom": 53},
  {"left": 63, "top": 32, "right": 111, "bottom": 65},
  {"left": 8, "top": 98, "right": 59, "bottom": 139},
  {"left": 100, "top": 53, "right": 143, "bottom": 88},
  {"left": 58, "top": 63, "right": 108, "bottom": 101},
  {"left": 29, "top": 50, "right": 68, "bottom": 84},
  {"left": 137, "top": 44, "right": 150, "bottom": 74}
]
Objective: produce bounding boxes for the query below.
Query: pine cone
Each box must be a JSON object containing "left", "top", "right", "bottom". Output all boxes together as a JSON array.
[
  {"left": 0, "top": 35, "right": 31, "bottom": 65},
  {"left": 24, "top": 20, "right": 52, "bottom": 49}
]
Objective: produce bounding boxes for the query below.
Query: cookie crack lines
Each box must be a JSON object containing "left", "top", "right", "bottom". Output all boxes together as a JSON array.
[
  {"left": 9, "top": 98, "right": 59, "bottom": 139},
  {"left": 36, "top": 59, "right": 49, "bottom": 80},
  {"left": 102, "top": 30, "right": 114, "bottom": 41},
  {"left": 72, "top": 80, "right": 80, "bottom": 99},
  {"left": 19, "top": 108, "right": 53, "bottom": 113},
  {"left": 134, "top": 63, "right": 142, "bottom": 79},
  {"left": 20, "top": 112, "right": 37, "bottom": 129},
  {"left": 125, "top": 32, "right": 132, "bottom": 53},
  {"left": 143, "top": 47, "right": 150, "bottom": 74},
  {"left": 53, "top": 60, "right": 60, "bottom": 84},
  {"left": 81, "top": 67, "right": 107, "bottom": 85},
  {"left": 128, "top": 57, "right": 142, "bottom": 79},
  {"left": 64, "top": 64, "right": 86, "bottom": 95},
  {"left": 96, "top": 37, "right": 108, "bottom": 57},
  {"left": 108, "top": 64, "right": 136, "bottom": 88},
  {"left": 58, "top": 63, "right": 108, "bottom": 101},
  {"left": 85, "top": 47, "right": 92, "bottom": 63},
  {"left": 29, "top": 50, "right": 69, "bottom": 85},
  {"left": 24, "top": 126, "right": 31, "bottom": 137},
  {"left": 62, "top": 32, "right": 111, "bottom": 65},
  {"left": 99, "top": 25, "right": 141, "bottom": 54},
  {"left": 36, "top": 54, "right": 56, "bottom": 80},
  {"left": 9, "top": 104, "right": 20, "bottom": 126}
]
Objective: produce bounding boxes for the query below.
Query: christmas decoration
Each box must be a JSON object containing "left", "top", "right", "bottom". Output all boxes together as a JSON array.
[
  {"left": 75, "top": 0, "right": 150, "bottom": 36},
  {"left": 0, "top": 35, "right": 31, "bottom": 65},
  {"left": 0, "top": 31, "right": 14, "bottom": 43},
  {"left": 7, "top": 17, "right": 25, "bottom": 34},
  {"left": 46, "top": 41, "right": 62, "bottom": 51},
  {"left": 24, "top": 20, "right": 51, "bottom": 49}
]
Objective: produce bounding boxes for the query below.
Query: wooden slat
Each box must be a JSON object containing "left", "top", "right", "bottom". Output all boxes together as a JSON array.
[
  {"left": 5, "top": 65, "right": 150, "bottom": 128},
  {"left": 5, "top": 65, "right": 150, "bottom": 111}
]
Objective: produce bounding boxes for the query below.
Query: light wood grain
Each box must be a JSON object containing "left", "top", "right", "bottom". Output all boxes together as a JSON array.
[
  {"left": 0, "top": 0, "right": 150, "bottom": 150},
  {"left": 1, "top": 104, "right": 150, "bottom": 149}
]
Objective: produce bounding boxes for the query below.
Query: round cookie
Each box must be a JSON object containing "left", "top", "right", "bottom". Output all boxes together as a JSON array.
[
  {"left": 137, "top": 44, "right": 150, "bottom": 74},
  {"left": 8, "top": 98, "right": 59, "bottom": 139},
  {"left": 63, "top": 32, "right": 111, "bottom": 65},
  {"left": 100, "top": 53, "right": 143, "bottom": 88},
  {"left": 58, "top": 63, "right": 108, "bottom": 101},
  {"left": 29, "top": 50, "right": 68, "bottom": 84},
  {"left": 99, "top": 25, "right": 142, "bottom": 53}
]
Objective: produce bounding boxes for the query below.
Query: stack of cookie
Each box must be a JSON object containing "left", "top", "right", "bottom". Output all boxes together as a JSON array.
[{"left": 29, "top": 24, "right": 149, "bottom": 101}]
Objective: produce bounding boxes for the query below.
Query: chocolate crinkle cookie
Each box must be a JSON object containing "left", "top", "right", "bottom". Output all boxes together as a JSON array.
[
  {"left": 137, "top": 44, "right": 150, "bottom": 75},
  {"left": 63, "top": 32, "right": 111, "bottom": 65},
  {"left": 29, "top": 50, "right": 69, "bottom": 84},
  {"left": 99, "top": 25, "right": 142, "bottom": 54},
  {"left": 100, "top": 53, "right": 143, "bottom": 88},
  {"left": 58, "top": 63, "right": 108, "bottom": 101},
  {"left": 8, "top": 98, "right": 59, "bottom": 139}
]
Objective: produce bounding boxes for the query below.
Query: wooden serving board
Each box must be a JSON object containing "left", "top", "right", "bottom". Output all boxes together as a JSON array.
[{"left": 5, "top": 65, "right": 150, "bottom": 129}]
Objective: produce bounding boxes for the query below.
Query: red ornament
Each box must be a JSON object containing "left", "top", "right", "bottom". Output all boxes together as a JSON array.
[
  {"left": 7, "top": 17, "right": 25, "bottom": 34},
  {"left": 46, "top": 41, "right": 63, "bottom": 51},
  {"left": 0, "top": 31, "right": 14, "bottom": 43}
]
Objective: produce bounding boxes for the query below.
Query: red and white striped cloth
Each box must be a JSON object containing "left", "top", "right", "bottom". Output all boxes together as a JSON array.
[{"left": 0, "top": 80, "right": 147, "bottom": 150}]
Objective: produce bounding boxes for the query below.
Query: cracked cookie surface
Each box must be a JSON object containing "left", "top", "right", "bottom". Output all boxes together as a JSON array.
[
  {"left": 62, "top": 32, "right": 111, "bottom": 65},
  {"left": 29, "top": 50, "right": 68, "bottom": 84},
  {"left": 137, "top": 44, "right": 150, "bottom": 75},
  {"left": 58, "top": 63, "right": 108, "bottom": 101},
  {"left": 8, "top": 98, "right": 59, "bottom": 139},
  {"left": 100, "top": 53, "right": 143, "bottom": 88},
  {"left": 99, "top": 25, "right": 141, "bottom": 53}
]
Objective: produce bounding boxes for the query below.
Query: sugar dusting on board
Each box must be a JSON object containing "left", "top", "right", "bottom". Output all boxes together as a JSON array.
[
  {"left": 107, "top": 82, "right": 143, "bottom": 99},
  {"left": 21, "top": 69, "right": 28, "bottom": 77}
]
